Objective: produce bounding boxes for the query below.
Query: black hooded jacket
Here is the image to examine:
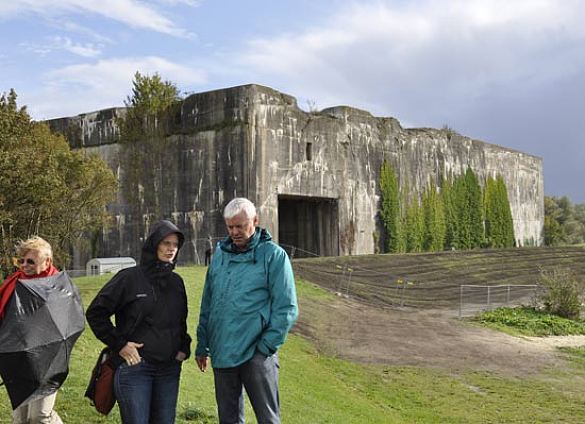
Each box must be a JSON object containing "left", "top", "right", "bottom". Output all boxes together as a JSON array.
[{"left": 86, "top": 220, "right": 191, "bottom": 363}]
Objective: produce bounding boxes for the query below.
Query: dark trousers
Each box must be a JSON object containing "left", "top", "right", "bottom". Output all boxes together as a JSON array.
[
  {"left": 114, "top": 359, "right": 181, "bottom": 424},
  {"left": 213, "top": 351, "right": 280, "bottom": 424}
]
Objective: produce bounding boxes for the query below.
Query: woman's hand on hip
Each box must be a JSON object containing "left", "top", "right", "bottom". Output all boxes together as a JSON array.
[{"left": 119, "top": 341, "right": 144, "bottom": 366}]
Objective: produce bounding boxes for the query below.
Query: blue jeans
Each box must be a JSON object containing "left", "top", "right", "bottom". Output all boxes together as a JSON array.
[
  {"left": 213, "top": 351, "right": 280, "bottom": 424},
  {"left": 114, "top": 359, "right": 182, "bottom": 424}
]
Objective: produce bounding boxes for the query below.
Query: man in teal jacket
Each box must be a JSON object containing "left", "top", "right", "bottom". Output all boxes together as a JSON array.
[{"left": 195, "top": 197, "right": 298, "bottom": 424}]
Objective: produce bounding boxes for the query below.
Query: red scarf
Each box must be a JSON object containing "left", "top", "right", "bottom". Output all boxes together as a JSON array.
[{"left": 0, "top": 264, "right": 59, "bottom": 320}]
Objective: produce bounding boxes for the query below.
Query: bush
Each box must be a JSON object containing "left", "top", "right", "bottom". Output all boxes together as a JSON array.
[
  {"left": 476, "top": 306, "right": 585, "bottom": 336},
  {"left": 538, "top": 267, "right": 585, "bottom": 320}
]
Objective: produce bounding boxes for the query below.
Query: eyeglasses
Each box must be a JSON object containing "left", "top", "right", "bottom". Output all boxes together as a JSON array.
[{"left": 17, "top": 258, "right": 36, "bottom": 266}]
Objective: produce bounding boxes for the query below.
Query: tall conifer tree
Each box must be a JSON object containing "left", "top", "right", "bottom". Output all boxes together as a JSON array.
[
  {"left": 483, "top": 175, "right": 515, "bottom": 248},
  {"left": 442, "top": 176, "right": 458, "bottom": 249},
  {"left": 497, "top": 175, "right": 515, "bottom": 247},
  {"left": 422, "top": 182, "right": 446, "bottom": 251},
  {"left": 405, "top": 199, "right": 424, "bottom": 252},
  {"left": 459, "top": 168, "right": 484, "bottom": 248},
  {"left": 379, "top": 160, "right": 402, "bottom": 252}
]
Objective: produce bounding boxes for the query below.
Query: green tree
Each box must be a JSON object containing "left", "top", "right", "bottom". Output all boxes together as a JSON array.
[
  {"left": 483, "top": 176, "right": 498, "bottom": 247},
  {"left": 544, "top": 196, "right": 565, "bottom": 246},
  {"left": 119, "top": 71, "right": 182, "bottom": 222},
  {"left": 558, "top": 196, "right": 585, "bottom": 245},
  {"left": 397, "top": 189, "right": 408, "bottom": 253},
  {"left": 484, "top": 175, "right": 515, "bottom": 248},
  {"left": 452, "top": 168, "right": 483, "bottom": 249},
  {"left": 573, "top": 203, "right": 585, "bottom": 243},
  {"left": 122, "top": 71, "right": 180, "bottom": 137},
  {"left": 544, "top": 214, "right": 564, "bottom": 246},
  {"left": 405, "top": 199, "right": 424, "bottom": 252},
  {"left": 422, "top": 182, "right": 446, "bottom": 251},
  {"left": 0, "top": 90, "right": 117, "bottom": 276},
  {"left": 127, "top": 72, "right": 180, "bottom": 111},
  {"left": 555, "top": 196, "right": 573, "bottom": 227},
  {"left": 497, "top": 176, "right": 515, "bottom": 247},
  {"left": 442, "top": 176, "right": 458, "bottom": 250},
  {"left": 451, "top": 173, "right": 468, "bottom": 249},
  {"left": 538, "top": 267, "right": 585, "bottom": 320},
  {"left": 543, "top": 196, "right": 585, "bottom": 246},
  {"left": 465, "top": 167, "right": 484, "bottom": 248},
  {"left": 379, "top": 160, "right": 402, "bottom": 253}
]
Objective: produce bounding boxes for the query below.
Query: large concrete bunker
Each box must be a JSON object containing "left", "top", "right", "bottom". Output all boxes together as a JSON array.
[
  {"left": 47, "top": 84, "right": 544, "bottom": 266},
  {"left": 278, "top": 195, "right": 339, "bottom": 258}
]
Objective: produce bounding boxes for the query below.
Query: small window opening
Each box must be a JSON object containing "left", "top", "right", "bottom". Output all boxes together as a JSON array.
[{"left": 306, "top": 142, "right": 313, "bottom": 161}]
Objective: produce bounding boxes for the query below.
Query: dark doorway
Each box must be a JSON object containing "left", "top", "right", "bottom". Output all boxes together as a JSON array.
[{"left": 278, "top": 195, "right": 339, "bottom": 258}]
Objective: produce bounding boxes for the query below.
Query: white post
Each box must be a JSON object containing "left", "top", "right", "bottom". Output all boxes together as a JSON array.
[{"left": 459, "top": 285, "right": 463, "bottom": 319}]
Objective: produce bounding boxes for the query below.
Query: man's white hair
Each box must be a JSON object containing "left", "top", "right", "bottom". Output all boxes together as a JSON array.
[{"left": 223, "top": 197, "right": 257, "bottom": 219}]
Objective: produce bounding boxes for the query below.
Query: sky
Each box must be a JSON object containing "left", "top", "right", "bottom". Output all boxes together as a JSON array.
[{"left": 1, "top": 0, "right": 584, "bottom": 202}]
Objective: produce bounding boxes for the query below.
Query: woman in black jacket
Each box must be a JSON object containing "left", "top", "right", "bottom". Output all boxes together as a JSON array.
[{"left": 86, "top": 220, "right": 191, "bottom": 424}]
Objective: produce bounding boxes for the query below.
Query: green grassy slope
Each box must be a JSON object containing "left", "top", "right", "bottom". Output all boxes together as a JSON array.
[{"left": 0, "top": 262, "right": 584, "bottom": 423}]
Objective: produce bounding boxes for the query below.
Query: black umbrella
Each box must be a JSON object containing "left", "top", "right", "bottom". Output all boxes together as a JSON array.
[{"left": 0, "top": 272, "right": 84, "bottom": 409}]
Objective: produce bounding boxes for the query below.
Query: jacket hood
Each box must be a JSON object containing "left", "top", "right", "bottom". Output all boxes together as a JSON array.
[
  {"left": 140, "top": 220, "right": 185, "bottom": 267},
  {"left": 220, "top": 227, "right": 271, "bottom": 254}
]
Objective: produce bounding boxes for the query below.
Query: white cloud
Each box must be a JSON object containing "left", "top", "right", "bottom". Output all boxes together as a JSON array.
[
  {"left": 156, "top": 0, "right": 201, "bottom": 6},
  {"left": 57, "top": 37, "right": 102, "bottom": 57},
  {"left": 26, "top": 56, "right": 208, "bottom": 119},
  {"left": 223, "top": 0, "right": 585, "bottom": 202},
  {"left": 55, "top": 19, "right": 114, "bottom": 43},
  {"left": 236, "top": 0, "right": 585, "bottom": 116},
  {"left": 21, "top": 36, "right": 102, "bottom": 58},
  {"left": 0, "top": 0, "right": 194, "bottom": 38}
]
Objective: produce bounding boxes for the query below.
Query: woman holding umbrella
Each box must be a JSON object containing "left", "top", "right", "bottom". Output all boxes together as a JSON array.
[
  {"left": 0, "top": 236, "right": 63, "bottom": 424},
  {"left": 86, "top": 220, "right": 191, "bottom": 424}
]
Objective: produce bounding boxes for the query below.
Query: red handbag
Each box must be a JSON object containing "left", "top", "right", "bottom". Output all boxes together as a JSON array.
[{"left": 85, "top": 348, "right": 116, "bottom": 415}]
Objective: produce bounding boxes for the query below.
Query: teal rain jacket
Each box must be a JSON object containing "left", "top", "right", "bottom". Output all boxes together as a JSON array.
[{"left": 195, "top": 227, "right": 298, "bottom": 368}]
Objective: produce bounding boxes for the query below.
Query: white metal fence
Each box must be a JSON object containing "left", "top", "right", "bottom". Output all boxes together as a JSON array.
[
  {"left": 458, "top": 284, "right": 539, "bottom": 318},
  {"left": 279, "top": 243, "right": 320, "bottom": 259}
]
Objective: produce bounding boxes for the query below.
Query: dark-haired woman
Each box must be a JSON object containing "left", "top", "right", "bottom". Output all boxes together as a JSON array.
[{"left": 86, "top": 220, "right": 191, "bottom": 424}]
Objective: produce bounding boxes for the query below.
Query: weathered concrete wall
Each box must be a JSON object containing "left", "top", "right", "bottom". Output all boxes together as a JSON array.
[
  {"left": 47, "top": 84, "right": 544, "bottom": 266},
  {"left": 48, "top": 107, "right": 126, "bottom": 148}
]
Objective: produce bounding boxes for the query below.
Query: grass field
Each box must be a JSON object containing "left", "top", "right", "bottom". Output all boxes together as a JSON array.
[{"left": 1, "top": 265, "right": 585, "bottom": 423}]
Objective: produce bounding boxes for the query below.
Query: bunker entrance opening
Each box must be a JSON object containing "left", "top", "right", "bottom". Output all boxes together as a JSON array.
[{"left": 278, "top": 195, "right": 339, "bottom": 258}]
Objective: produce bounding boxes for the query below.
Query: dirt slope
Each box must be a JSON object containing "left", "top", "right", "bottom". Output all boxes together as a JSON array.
[{"left": 292, "top": 247, "right": 585, "bottom": 376}]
